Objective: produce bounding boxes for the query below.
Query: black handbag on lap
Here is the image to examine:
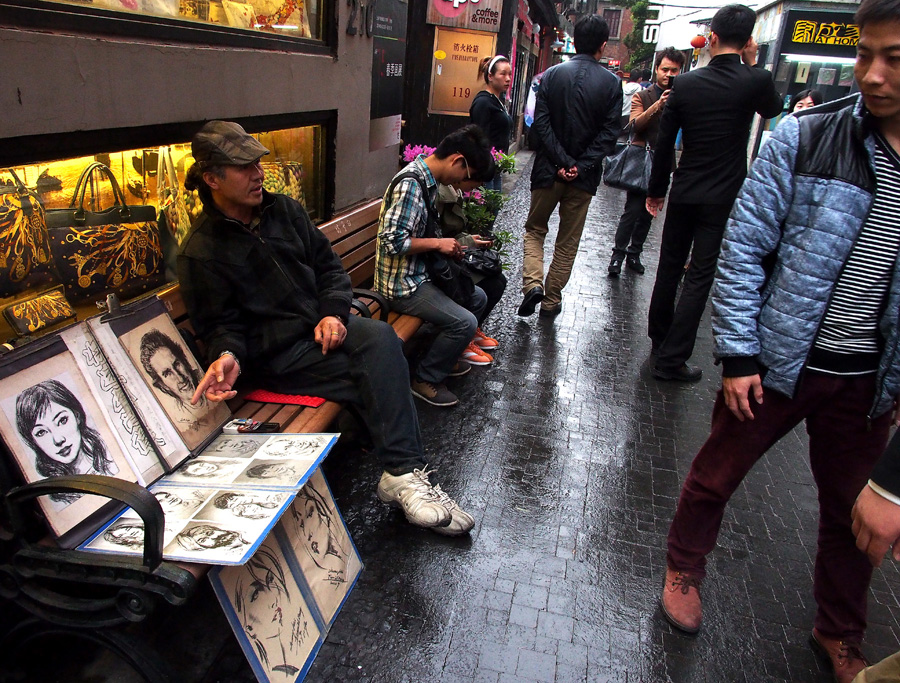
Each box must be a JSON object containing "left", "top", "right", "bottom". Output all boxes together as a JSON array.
[{"left": 46, "top": 162, "right": 165, "bottom": 304}]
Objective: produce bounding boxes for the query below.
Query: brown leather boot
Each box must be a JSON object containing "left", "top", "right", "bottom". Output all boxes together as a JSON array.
[
  {"left": 810, "top": 628, "right": 869, "bottom": 683},
  {"left": 660, "top": 568, "right": 702, "bottom": 634}
]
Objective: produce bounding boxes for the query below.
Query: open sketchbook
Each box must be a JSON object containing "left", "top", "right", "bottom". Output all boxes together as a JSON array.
[
  {"left": 210, "top": 467, "right": 363, "bottom": 682},
  {"left": 78, "top": 433, "right": 337, "bottom": 564}
]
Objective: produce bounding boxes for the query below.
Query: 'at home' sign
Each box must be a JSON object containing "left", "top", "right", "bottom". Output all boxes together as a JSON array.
[{"left": 426, "top": 0, "right": 503, "bottom": 33}]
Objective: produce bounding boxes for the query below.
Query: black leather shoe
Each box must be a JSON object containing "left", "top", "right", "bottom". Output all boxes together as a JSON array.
[
  {"left": 517, "top": 286, "right": 545, "bottom": 316},
  {"left": 539, "top": 303, "right": 562, "bottom": 317},
  {"left": 608, "top": 256, "right": 622, "bottom": 277},
  {"left": 626, "top": 255, "right": 645, "bottom": 274},
  {"left": 652, "top": 364, "right": 703, "bottom": 382}
]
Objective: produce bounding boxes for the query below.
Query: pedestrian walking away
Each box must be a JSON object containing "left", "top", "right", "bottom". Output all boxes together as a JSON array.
[
  {"left": 518, "top": 14, "right": 621, "bottom": 319},
  {"left": 644, "top": 4, "right": 782, "bottom": 382},
  {"left": 660, "top": 3, "right": 900, "bottom": 681}
]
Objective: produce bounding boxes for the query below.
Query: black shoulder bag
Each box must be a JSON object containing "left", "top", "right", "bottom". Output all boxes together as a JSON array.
[{"left": 386, "top": 172, "right": 475, "bottom": 308}]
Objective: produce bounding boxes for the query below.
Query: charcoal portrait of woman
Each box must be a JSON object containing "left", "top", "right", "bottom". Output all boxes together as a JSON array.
[{"left": 15, "top": 379, "right": 117, "bottom": 504}]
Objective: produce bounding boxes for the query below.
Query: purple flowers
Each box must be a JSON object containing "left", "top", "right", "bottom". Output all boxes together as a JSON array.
[{"left": 401, "top": 144, "right": 436, "bottom": 163}]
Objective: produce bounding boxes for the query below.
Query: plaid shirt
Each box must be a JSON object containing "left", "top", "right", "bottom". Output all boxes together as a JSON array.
[{"left": 375, "top": 157, "right": 438, "bottom": 299}]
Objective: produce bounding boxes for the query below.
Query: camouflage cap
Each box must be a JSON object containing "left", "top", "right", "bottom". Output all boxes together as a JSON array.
[{"left": 191, "top": 120, "right": 270, "bottom": 166}]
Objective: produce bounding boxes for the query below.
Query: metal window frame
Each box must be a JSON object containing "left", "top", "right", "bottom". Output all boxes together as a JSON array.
[{"left": 0, "top": 0, "right": 337, "bottom": 54}]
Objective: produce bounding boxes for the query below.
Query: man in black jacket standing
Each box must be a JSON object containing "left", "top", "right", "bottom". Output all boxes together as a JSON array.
[
  {"left": 517, "top": 15, "right": 622, "bottom": 318},
  {"left": 645, "top": 4, "right": 782, "bottom": 381}
]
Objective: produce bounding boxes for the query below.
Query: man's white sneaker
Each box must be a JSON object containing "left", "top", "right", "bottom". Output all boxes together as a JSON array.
[
  {"left": 376, "top": 468, "right": 452, "bottom": 528},
  {"left": 430, "top": 484, "right": 475, "bottom": 536}
]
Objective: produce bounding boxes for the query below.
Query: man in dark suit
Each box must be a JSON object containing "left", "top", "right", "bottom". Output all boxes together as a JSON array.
[{"left": 645, "top": 4, "right": 782, "bottom": 381}]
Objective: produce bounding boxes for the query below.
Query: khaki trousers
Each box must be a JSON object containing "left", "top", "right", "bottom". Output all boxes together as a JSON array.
[
  {"left": 521, "top": 182, "right": 593, "bottom": 308},
  {"left": 854, "top": 651, "right": 900, "bottom": 682}
]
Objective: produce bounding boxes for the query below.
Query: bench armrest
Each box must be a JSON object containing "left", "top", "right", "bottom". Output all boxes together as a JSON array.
[
  {"left": 352, "top": 288, "right": 390, "bottom": 322},
  {"left": 5, "top": 475, "right": 165, "bottom": 569}
]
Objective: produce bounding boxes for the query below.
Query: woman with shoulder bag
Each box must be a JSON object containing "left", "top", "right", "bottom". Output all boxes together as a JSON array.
[{"left": 469, "top": 55, "right": 513, "bottom": 192}]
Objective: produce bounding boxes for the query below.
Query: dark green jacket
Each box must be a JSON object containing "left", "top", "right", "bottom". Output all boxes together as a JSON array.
[{"left": 177, "top": 191, "right": 351, "bottom": 373}]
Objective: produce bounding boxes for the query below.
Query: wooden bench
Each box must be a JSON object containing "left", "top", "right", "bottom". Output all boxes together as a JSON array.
[{"left": 0, "top": 198, "right": 424, "bottom": 681}]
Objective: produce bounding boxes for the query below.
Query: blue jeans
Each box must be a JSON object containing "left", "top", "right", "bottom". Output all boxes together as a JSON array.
[
  {"left": 258, "top": 315, "right": 425, "bottom": 475},
  {"left": 389, "top": 282, "right": 486, "bottom": 384},
  {"left": 483, "top": 174, "right": 502, "bottom": 192}
]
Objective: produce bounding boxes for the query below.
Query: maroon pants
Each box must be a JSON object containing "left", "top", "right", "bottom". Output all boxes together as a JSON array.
[{"left": 666, "top": 372, "right": 892, "bottom": 641}]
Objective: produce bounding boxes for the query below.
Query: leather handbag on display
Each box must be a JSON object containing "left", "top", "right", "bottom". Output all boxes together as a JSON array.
[
  {"left": 602, "top": 124, "right": 654, "bottom": 193},
  {"left": 0, "top": 169, "right": 56, "bottom": 297},
  {"left": 46, "top": 162, "right": 165, "bottom": 304},
  {"left": 157, "top": 146, "right": 192, "bottom": 246},
  {"left": 2, "top": 285, "right": 75, "bottom": 336}
]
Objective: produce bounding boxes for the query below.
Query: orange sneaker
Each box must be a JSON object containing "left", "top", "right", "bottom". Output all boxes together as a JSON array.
[
  {"left": 461, "top": 341, "right": 493, "bottom": 366},
  {"left": 473, "top": 327, "right": 499, "bottom": 350}
]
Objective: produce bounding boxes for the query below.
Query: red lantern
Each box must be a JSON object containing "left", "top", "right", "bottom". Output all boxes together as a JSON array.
[{"left": 690, "top": 35, "right": 707, "bottom": 49}]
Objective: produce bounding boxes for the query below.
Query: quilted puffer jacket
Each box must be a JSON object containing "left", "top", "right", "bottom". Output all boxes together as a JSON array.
[{"left": 712, "top": 94, "right": 900, "bottom": 419}]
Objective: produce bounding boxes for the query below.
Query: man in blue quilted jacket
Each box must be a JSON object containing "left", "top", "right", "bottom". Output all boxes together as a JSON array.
[{"left": 659, "top": 1, "right": 900, "bottom": 680}]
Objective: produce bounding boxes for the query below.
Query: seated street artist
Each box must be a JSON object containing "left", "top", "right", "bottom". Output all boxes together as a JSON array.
[
  {"left": 177, "top": 120, "right": 475, "bottom": 536},
  {"left": 375, "top": 125, "right": 497, "bottom": 408}
]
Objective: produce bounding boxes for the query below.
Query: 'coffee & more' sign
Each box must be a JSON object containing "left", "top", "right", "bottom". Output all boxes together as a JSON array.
[{"left": 426, "top": 0, "right": 503, "bottom": 33}]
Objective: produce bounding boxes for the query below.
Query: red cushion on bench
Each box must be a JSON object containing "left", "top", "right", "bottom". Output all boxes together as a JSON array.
[{"left": 242, "top": 389, "right": 327, "bottom": 408}]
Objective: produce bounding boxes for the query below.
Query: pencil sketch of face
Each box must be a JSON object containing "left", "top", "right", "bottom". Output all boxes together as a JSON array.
[
  {"left": 234, "top": 461, "right": 300, "bottom": 487},
  {"left": 259, "top": 435, "right": 329, "bottom": 460},
  {"left": 178, "top": 458, "right": 242, "bottom": 480},
  {"left": 103, "top": 520, "right": 145, "bottom": 548},
  {"left": 293, "top": 481, "right": 349, "bottom": 582},
  {"left": 139, "top": 329, "right": 202, "bottom": 410},
  {"left": 213, "top": 492, "right": 285, "bottom": 520},
  {"left": 205, "top": 435, "right": 267, "bottom": 458},
  {"left": 14, "top": 379, "right": 117, "bottom": 504},
  {"left": 225, "top": 542, "right": 314, "bottom": 678},
  {"left": 153, "top": 488, "right": 210, "bottom": 519},
  {"left": 174, "top": 523, "right": 249, "bottom": 553}
]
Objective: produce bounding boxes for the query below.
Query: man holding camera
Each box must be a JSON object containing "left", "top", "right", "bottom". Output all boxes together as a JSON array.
[{"left": 607, "top": 47, "right": 685, "bottom": 278}]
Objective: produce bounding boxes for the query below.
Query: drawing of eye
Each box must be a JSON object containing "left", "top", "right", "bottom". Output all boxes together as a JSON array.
[{"left": 310, "top": 541, "right": 319, "bottom": 555}]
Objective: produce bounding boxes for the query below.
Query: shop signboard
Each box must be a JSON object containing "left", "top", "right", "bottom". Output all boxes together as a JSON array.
[
  {"left": 370, "top": 0, "right": 408, "bottom": 150},
  {"left": 429, "top": 27, "right": 497, "bottom": 115},
  {"left": 782, "top": 10, "right": 859, "bottom": 60},
  {"left": 426, "top": 0, "right": 503, "bottom": 33}
]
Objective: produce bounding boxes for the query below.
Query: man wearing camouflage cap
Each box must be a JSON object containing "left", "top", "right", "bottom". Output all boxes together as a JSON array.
[{"left": 177, "top": 120, "right": 475, "bottom": 536}]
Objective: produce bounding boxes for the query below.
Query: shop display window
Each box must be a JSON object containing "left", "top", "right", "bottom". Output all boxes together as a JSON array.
[
  {"left": 0, "top": 122, "right": 325, "bottom": 338},
  {"left": 47, "top": 0, "right": 322, "bottom": 37}
]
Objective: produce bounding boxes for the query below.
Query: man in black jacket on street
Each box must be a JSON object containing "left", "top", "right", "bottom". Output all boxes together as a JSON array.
[
  {"left": 517, "top": 15, "right": 622, "bottom": 318},
  {"left": 645, "top": 4, "right": 782, "bottom": 381},
  {"left": 178, "top": 120, "right": 475, "bottom": 537}
]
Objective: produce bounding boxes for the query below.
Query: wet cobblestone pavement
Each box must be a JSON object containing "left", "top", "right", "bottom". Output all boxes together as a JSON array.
[
  {"left": 303, "top": 153, "right": 900, "bottom": 683},
  {"left": 33, "top": 152, "right": 900, "bottom": 682}
]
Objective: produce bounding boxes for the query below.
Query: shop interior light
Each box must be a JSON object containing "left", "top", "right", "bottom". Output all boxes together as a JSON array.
[{"left": 782, "top": 53, "right": 858, "bottom": 65}]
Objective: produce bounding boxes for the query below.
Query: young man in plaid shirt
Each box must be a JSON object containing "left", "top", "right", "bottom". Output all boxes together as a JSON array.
[{"left": 376, "top": 125, "right": 496, "bottom": 408}]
